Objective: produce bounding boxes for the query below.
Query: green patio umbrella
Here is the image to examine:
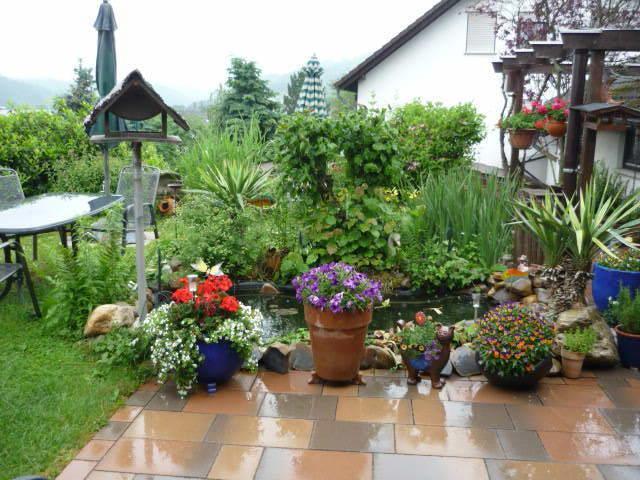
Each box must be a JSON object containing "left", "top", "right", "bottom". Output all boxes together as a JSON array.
[
  {"left": 92, "top": 0, "right": 123, "bottom": 193},
  {"left": 296, "top": 55, "right": 328, "bottom": 117}
]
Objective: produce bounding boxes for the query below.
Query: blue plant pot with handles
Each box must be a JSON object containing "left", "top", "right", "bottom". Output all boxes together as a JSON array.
[
  {"left": 197, "top": 340, "right": 243, "bottom": 394},
  {"left": 592, "top": 263, "right": 640, "bottom": 312}
]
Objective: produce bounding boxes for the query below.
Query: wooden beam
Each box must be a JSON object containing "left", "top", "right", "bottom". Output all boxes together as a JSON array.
[
  {"left": 561, "top": 28, "right": 640, "bottom": 52},
  {"left": 529, "top": 41, "right": 568, "bottom": 59},
  {"left": 509, "top": 69, "right": 525, "bottom": 177},
  {"left": 563, "top": 49, "right": 589, "bottom": 197}
]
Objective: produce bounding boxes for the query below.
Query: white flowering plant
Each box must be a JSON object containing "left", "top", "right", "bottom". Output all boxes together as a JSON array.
[{"left": 141, "top": 273, "right": 262, "bottom": 397}]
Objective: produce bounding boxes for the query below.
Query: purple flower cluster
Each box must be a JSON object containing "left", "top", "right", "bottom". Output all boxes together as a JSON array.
[{"left": 293, "top": 262, "right": 383, "bottom": 313}]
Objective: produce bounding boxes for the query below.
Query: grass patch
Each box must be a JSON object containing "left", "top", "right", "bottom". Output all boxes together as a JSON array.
[{"left": 0, "top": 235, "right": 145, "bottom": 479}]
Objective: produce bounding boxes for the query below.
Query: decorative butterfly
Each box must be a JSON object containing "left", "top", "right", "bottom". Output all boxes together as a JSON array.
[{"left": 191, "top": 259, "right": 224, "bottom": 277}]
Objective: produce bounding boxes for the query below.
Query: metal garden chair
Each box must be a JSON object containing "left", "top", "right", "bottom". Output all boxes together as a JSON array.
[
  {"left": 91, "top": 165, "right": 161, "bottom": 247},
  {"left": 0, "top": 168, "right": 40, "bottom": 259},
  {"left": 0, "top": 237, "right": 41, "bottom": 317}
]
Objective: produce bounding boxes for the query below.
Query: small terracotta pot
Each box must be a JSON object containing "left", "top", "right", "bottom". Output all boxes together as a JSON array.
[
  {"left": 561, "top": 347, "right": 585, "bottom": 379},
  {"left": 304, "top": 304, "right": 371, "bottom": 383},
  {"left": 509, "top": 129, "right": 537, "bottom": 149},
  {"left": 545, "top": 119, "right": 567, "bottom": 137}
]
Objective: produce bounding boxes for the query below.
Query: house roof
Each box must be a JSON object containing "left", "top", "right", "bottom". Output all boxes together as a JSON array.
[
  {"left": 84, "top": 69, "right": 189, "bottom": 132},
  {"left": 334, "top": 0, "right": 461, "bottom": 92},
  {"left": 571, "top": 102, "right": 640, "bottom": 117}
]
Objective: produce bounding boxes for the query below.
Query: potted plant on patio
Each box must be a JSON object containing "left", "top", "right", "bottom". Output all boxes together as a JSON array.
[
  {"left": 142, "top": 272, "right": 262, "bottom": 397},
  {"left": 544, "top": 97, "right": 569, "bottom": 137},
  {"left": 502, "top": 105, "right": 544, "bottom": 149},
  {"left": 475, "top": 304, "right": 554, "bottom": 389},
  {"left": 610, "top": 287, "right": 640, "bottom": 368},
  {"left": 293, "top": 262, "right": 384, "bottom": 385},
  {"left": 593, "top": 249, "right": 640, "bottom": 312},
  {"left": 561, "top": 327, "right": 597, "bottom": 379}
]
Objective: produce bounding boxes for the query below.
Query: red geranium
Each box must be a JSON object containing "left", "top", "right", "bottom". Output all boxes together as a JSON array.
[
  {"left": 220, "top": 296, "right": 240, "bottom": 313},
  {"left": 210, "top": 275, "right": 233, "bottom": 292},
  {"left": 172, "top": 287, "right": 193, "bottom": 303}
]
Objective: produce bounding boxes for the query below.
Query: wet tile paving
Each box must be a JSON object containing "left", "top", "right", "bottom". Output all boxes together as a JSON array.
[{"left": 60, "top": 367, "right": 640, "bottom": 479}]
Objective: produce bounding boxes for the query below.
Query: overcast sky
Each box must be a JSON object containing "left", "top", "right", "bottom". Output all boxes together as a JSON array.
[{"left": 0, "top": 0, "right": 435, "bottom": 98}]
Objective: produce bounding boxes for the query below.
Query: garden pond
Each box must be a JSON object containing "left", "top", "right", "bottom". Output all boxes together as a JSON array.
[{"left": 234, "top": 290, "right": 490, "bottom": 340}]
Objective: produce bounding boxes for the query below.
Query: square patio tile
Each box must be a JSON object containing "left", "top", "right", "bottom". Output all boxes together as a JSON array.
[
  {"left": 485, "top": 460, "right": 604, "bottom": 480},
  {"left": 322, "top": 384, "right": 359, "bottom": 397},
  {"left": 94, "top": 421, "right": 130, "bottom": 441},
  {"left": 145, "top": 384, "right": 188, "bottom": 412},
  {"left": 395, "top": 425, "right": 505, "bottom": 458},
  {"left": 75, "top": 440, "right": 115, "bottom": 461},
  {"left": 446, "top": 382, "right": 541, "bottom": 405},
  {"left": 627, "top": 378, "right": 640, "bottom": 388},
  {"left": 56, "top": 459, "right": 97, "bottom": 480},
  {"left": 598, "top": 465, "right": 640, "bottom": 480},
  {"left": 254, "top": 448, "right": 372, "bottom": 480},
  {"left": 310, "top": 420, "right": 395, "bottom": 453},
  {"left": 374, "top": 453, "right": 489, "bottom": 480},
  {"left": 358, "top": 376, "right": 448, "bottom": 401},
  {"left": 601, "top": 386, "right": 640, "bottom": 408},
  {"left": 207, "top": 445, "right": 263, "bottom": 480},
  {"left": 258, "top": 393, "right": 336, "bottom": 420},
  {"left": 137, "top": 381, "right": 161, "bottom": 392},
  {"left": 539, "top": 376, "right": 566, "bottom": 384},
  {"left": 538, "top": 431, "right": 640, "bottom": 465},
  {"left": 336, "top": 397, "right": 412, "bottom": 424},
  {"left": 183, "top": 390, "right": 264, "bottom": 416},
  {"left": 220, "top": 371, "right": 257, "bottom": 392},
  {"left": 86, "top": 472, "right": 134, "bottom": 480},
  {"left": 506, "top": 404, "right": 614, "bottom": 434},
  {"left": 252, "top": 371, "right": 322, "bottom": 395},
  {"left": 123, "top": 410, "right": 215, "bottom": 442},
  {"left": 111, "top": 406, "right": 143, "bottom": 422},
  {"left": 126, "top": 389, "right": 156, "bottom": 407},
  {"left": 600, "top": 408, "right": 640, "bottom": 435},
  {"left": 374, "top": 368, "right": 407, "bottom": 377},
  {"left": 564, "top": 377, "right": 599, "bottom": 386},
  {"left": 496, "top": 430, "right": 549, "bottom": 461},
  {"left": 412, "top": 400, "right": 513, "bottom": 429},
  {"left": 205, "top": 414, "right": 313, "bottom": 448},
  {"left": 97, "top": 438, "right": 219, "bottom": 477},
  {"left": 537, "top": 385, "right": 615, "bottom": 408}
]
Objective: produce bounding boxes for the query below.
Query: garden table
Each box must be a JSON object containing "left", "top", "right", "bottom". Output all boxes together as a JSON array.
[{"left": 0, "top": 193, "right": 123, "bottom": 300}]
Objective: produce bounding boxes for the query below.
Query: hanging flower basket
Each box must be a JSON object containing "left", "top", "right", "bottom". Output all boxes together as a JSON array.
[
  {"left": 545, "top": 119, "right": 567, "bottom": 137},
  {"left": 508, "top": 129, "right": 537, "bottom": 149}
]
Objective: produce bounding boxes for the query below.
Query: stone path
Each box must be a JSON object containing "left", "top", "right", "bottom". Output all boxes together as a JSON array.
[{"left": 58, "top": 367, "right": 640, "bottom": 480}]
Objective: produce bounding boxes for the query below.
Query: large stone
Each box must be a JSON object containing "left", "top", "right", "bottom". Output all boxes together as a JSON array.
[
  {"left": 488, "top": 287, "right": 520, "bottom": 304},
  {"left": 450, "top": 344, "right": 481, "bottom": 377},
  {"left": 554, "top": 306, "right": 620, "bottom": 368},
  {"left": 522, "top": 294, "right": 538, "bottom": 305},
  {"left": 84, "top": 304, "right": 137, "bottom": 337},
  {"left": 535, "top": 288, "right": 552, "bottom": 304},
  {"left": 441, "top": 359, "right": 453, "bottom": 377},
  {"left": 289, "top": 343, "right": 314, "bottom": 371},
  {"left": 360, "top": 345, "right": 397, "bottom": 370},
  {"left": 260, "top": 283, "right": 280, "bottom": 295},
  {"left": 259, "top": 342, "right": 292, "bottom": 374},
  {"left": 505, "top": 277, "right": 533, "bottom": 297}
]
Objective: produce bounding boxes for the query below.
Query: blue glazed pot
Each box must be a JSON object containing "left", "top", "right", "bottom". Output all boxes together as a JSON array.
[
  {"left": 592, "top": 263, "right": 640, "bottom": 312},
  {"left": 197, "top": 340, "right": 243, "bottom": 394},
  {"left": 616, "top": 326, "right": 640, "bottom": 368}
]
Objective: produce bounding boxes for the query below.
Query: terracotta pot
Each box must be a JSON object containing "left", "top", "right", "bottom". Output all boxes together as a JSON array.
[
  {"left": 561, "top": 347, "right": 585, "bottom": 379},
  {"left": 545, "top": 119, "right": 567, "bottom": 137},
  {"left": 615, "top": 325, "right": 640, "bottom": 368},
  {"left": 509, "top": 129, "right": 537, "bottom": 149},
  {"left": 304, "top": 304, "right": 372, "bottom": 383}
]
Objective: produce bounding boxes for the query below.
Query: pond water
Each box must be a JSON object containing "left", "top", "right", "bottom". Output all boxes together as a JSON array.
[{"left": 235, "top": 292, "right": 490, "bottom": 341}]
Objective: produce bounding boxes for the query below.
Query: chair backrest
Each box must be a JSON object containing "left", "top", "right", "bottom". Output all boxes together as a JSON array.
[
  {"left": 116, "top": 165, "right": 161, "bottom": 225},
  {"left": 0, "top": 168, "right": 25, "bottom": 209}
]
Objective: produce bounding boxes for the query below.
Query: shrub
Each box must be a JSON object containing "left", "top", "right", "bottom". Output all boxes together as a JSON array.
[
  {"left": 475, "top": 304, "right": 554, "bottom": 377},
  {"left": 392, "top": 101, "right": 484, "bottom": 176},
  {"left": 597, "top": 249, "right": 640, "bottom": 272},
  {"left": 563, "top": 327, "right": 597, "bottom": 355},
  {"left": 612, "top": 287, "right": 640, "bottom": 335}
]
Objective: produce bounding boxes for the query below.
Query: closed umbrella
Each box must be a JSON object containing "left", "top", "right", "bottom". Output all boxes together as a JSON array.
[
  {"left": 92, "top": 0, "right": 123, "bottom": 193},
  {"left": 296, "top": 55, "right": 328, "bottom": 117}
]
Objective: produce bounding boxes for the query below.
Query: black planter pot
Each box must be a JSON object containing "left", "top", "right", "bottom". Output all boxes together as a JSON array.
[{"left": 477, "top": 353, "right": 552, "bottom": 389}]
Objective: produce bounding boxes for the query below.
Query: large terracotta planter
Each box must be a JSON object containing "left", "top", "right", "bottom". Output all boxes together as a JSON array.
[
  {"left": 561, "top": 348, "right": 585, "bottom": 379},
  {"left": 304, "top": 304, "right": 371, "bottom": 384},
  {"left": 508, "top": 129, "right": 537, "bottom": 149},
  {"left": 616, "top": 325, "right": 640, "bottom": 368},
  {"left": 545, "top": 119, "right": 567, "bottom": 137}
]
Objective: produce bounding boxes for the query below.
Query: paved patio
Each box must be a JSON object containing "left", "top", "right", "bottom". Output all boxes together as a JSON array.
[{"left": 58, "top": 367, "right": 640, "bottom": 480}]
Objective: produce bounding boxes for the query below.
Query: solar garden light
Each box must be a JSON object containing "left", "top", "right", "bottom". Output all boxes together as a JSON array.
[
  {"left": 472, "top": 290, "right": 482, "bottom": 321},
  {"left": 187, "top": 274, "right": 198, "bottom": 294}
]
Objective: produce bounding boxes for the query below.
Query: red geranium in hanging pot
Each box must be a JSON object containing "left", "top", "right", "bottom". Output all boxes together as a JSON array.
[
  {"left": 502, "top": 104, "right": 544, "bottom": 149},
  {"left": 544, "top": 98, "right": 569, "bottom": 137}
]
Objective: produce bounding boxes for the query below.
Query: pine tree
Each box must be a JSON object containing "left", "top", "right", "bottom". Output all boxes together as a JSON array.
[
  {"left": 283, "top": 69, "right": 306, "bottom": 114},
  {"left": 218, "top": 58, "right": 280, "bottom": 137},
  {"left": 64, "top": 59, "right": 98, "bottom": 113}
]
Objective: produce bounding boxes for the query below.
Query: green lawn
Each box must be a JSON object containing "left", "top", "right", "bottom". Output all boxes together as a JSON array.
[{"left": 0, "top": 236, "right": 144, "bottom": 479}]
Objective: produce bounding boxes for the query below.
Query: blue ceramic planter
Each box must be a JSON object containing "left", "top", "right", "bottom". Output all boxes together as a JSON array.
[
  {"left": 197, "top": 340, "right": 243, "bottom": 394},
  {"left": 616, "top": 326, "right": 640, "bottom": 368},
  {"left": 592, "top": 263, "right": 640, "bottom": 312}
]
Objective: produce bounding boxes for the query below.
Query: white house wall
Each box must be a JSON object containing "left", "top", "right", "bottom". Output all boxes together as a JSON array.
[{"left": 356, "top": 0, "right": 505, "bottom": 168}]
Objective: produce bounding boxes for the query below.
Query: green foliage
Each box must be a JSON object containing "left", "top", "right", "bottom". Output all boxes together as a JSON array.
[
  {"left": 273, "top": 112, "right": 336, "bottom": 202},
  {"left": 396, "top": 323, "right": 436, "bottom": 347},
  {"left": 266, "top": 327, "right": 309, "bottom": 345},
  {"left": 283, "top": 69, "right": 306, "bottom": 114},
  {"left": 61, "top": 59, "right": 98, "bottom": 113},
  {"left": 278, "top": 251, "right": 309, "bottom": 283},
  {"left": 612, "top": 287, "right": 640, "bottom": 335},
  {"left": 333, "top": 109, "right": 402, "bottom": 188},
  {"left": 592, "top": 162, "right": 629, "bottom": 212},
  {"left": 453, "top": 321, "right": 479, "bottom": 347},
  {"left": 214, "top": 58, "right": 280, "bottom": 137},
  {"left": 392, "top": 101, "right": 485, "bottom": 176},
  {"left": 403, "top": 238, "right": 486, "bottom": 291},
  {"left": 563, "top": 327, "right": 597, "bottom": 354},
  {"left": 598, "top": 249, "right": 640, "bottom": 272},
  {"left": 501, "top": 110, "right": 543, "bottom": 130},
  {"left": 404, "top": 169, "right": 519, "bottom": 269},
  {"left": 91, "top": 327, "right": 151, "bottom": 368},
  {"left": 0, "top": 106, "right": 97, "bottom": 195}
]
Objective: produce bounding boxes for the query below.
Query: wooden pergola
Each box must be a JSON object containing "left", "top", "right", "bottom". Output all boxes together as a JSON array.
[{"left": 492, "top": 28, "right": 640, "bottom": 195}]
